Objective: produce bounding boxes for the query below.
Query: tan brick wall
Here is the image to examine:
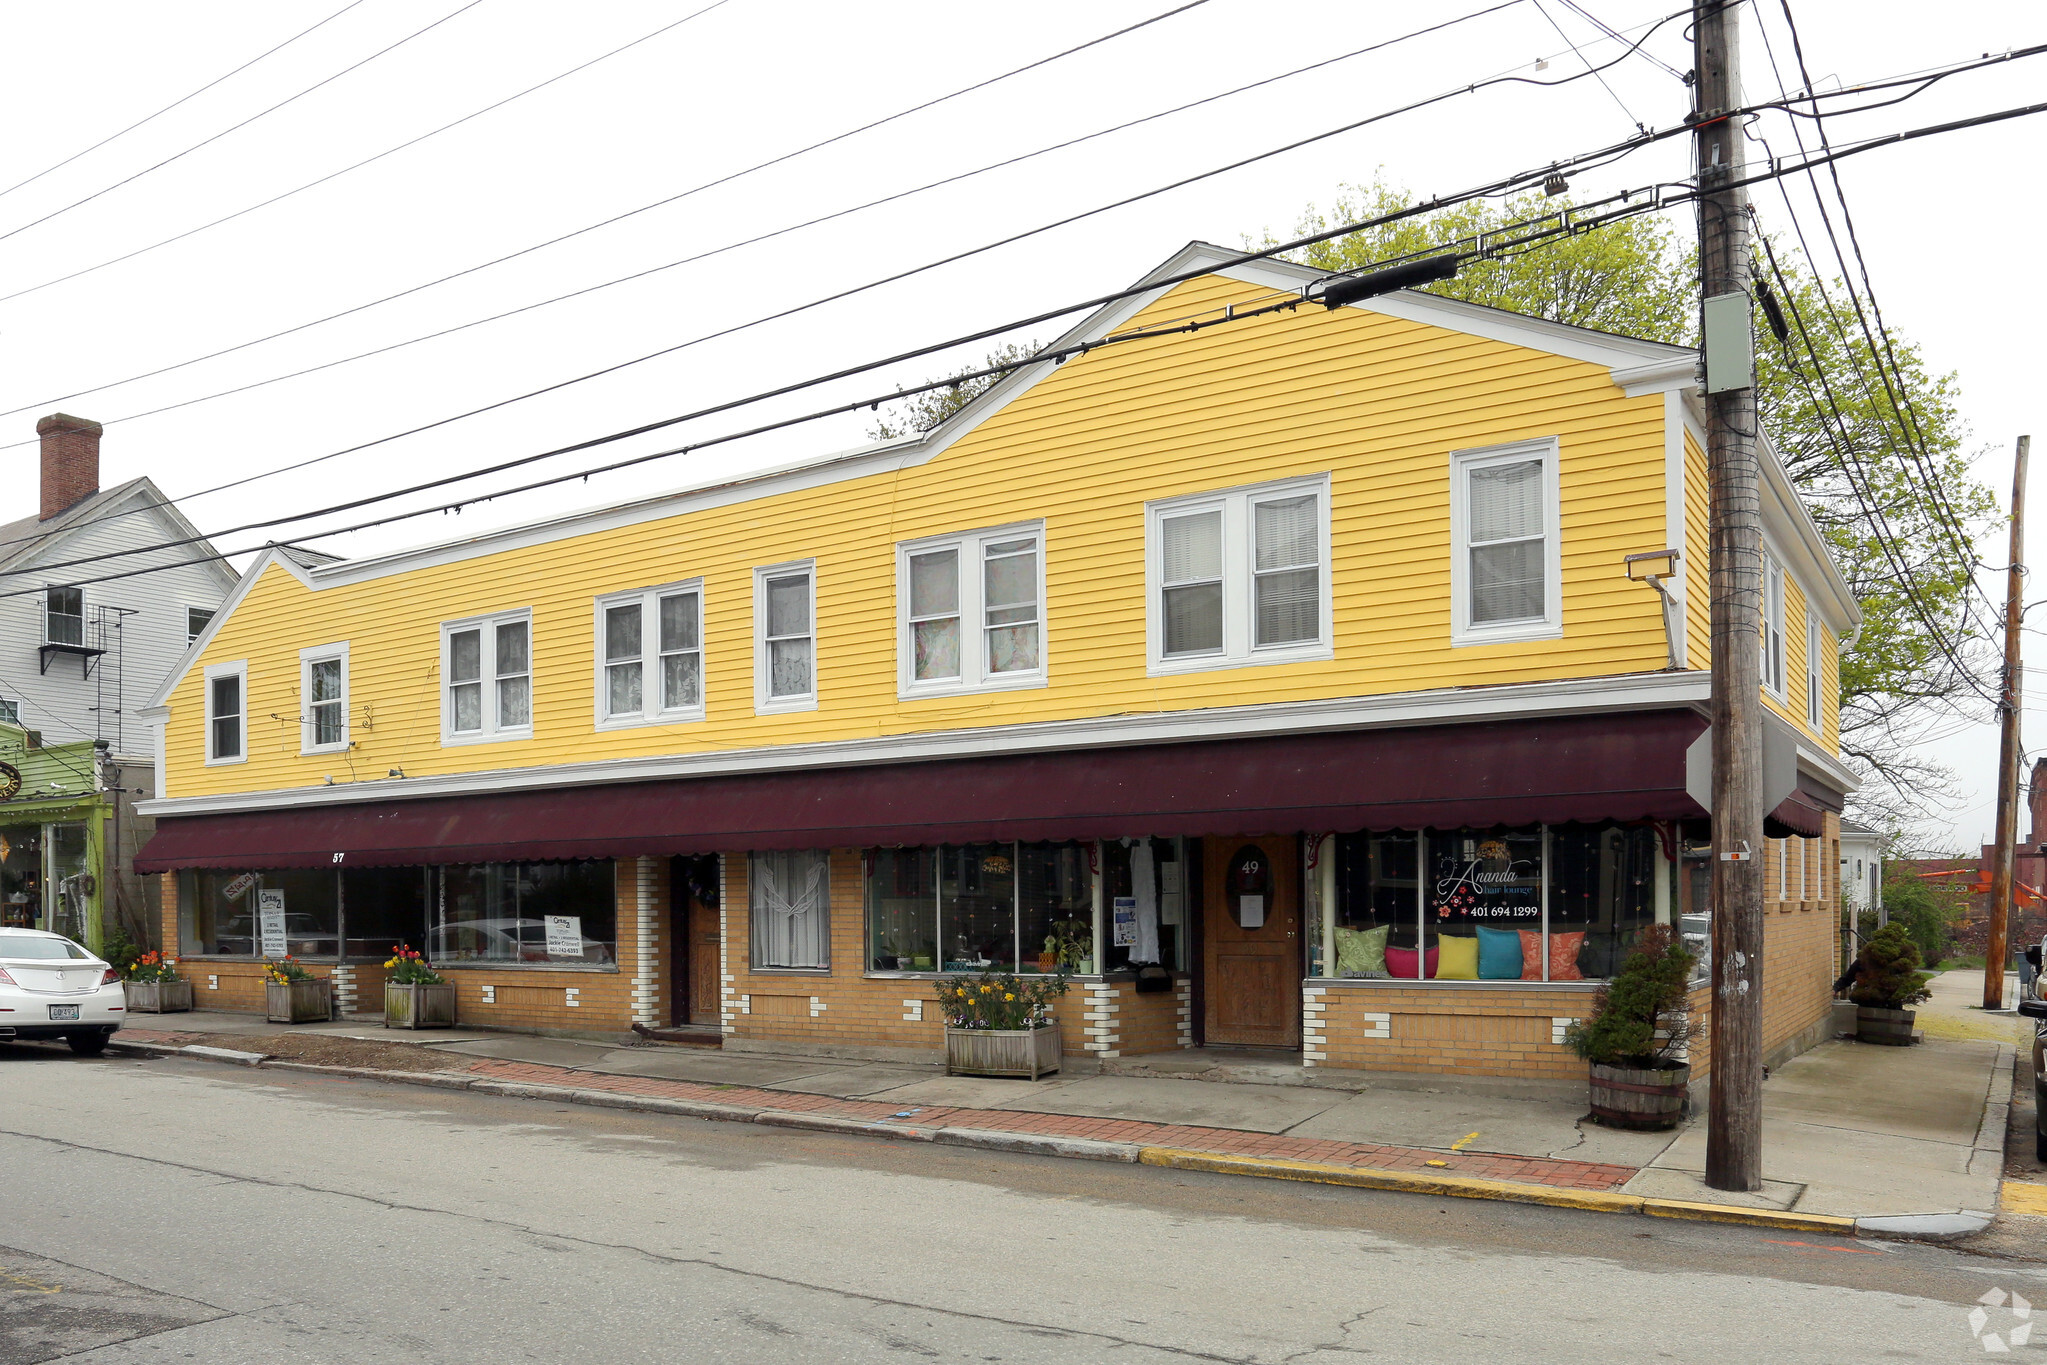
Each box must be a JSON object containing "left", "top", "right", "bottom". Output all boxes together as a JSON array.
[{"left": 1307, "top": 981, "right": 1604, "bottom": 1079}]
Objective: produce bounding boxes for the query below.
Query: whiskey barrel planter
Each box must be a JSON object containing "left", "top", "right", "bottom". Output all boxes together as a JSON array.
[
  {"left": 125, "top": 981, "right": 194, "bottom": 1014},
  {"left": 945, "top": 1024, "right": 1062, "bottom": 1080},
  {"left": 1588, "top": 1062, "right": 1691, "bottom": 1130},
  {"left": 1855, "top": 1005, "right": 1917, "bottom": 1046},
  {"left": 384, "top": 982, "right": 457, "bottom": 1029},
  {"left": 266, "top": 978, "right": 333, "bottom": 1024}
]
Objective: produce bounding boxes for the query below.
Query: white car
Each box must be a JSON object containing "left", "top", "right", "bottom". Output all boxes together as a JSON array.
[{"left": 0, "top": 927, "right": 125, "bottom": 1054}]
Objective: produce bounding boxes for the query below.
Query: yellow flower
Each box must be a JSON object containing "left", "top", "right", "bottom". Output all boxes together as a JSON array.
[
  {"left": 1004, "top": 993, "right": 1015, "bottom": 1001},
  {"left": 979, "top": 984, "right": 992, "bottom": 993}
]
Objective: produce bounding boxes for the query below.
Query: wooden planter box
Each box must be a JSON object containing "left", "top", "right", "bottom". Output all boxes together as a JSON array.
[
  {"left": 1588, "top": 1062, "right": 1691, "bottom": 1130},
  {"left": 945, "top": 1024, "right": 1061, "bottom": 1080},
  {"left": 1856, "top": 1005, "right": 1917, "bottom": 1046},
  {"left": 384, "top": 981, "right": 457, "bottom": 1029},
  {"left": 266, "top": 978, "right": 332, "bottom": 1024},
  {"left": 124, "top": 980, "right": 194, "bottom": 1014}
]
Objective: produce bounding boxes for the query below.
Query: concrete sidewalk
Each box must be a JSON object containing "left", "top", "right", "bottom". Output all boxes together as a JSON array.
[{"left": 121, "top": 990, "right": 2017, "bottom": 1236}]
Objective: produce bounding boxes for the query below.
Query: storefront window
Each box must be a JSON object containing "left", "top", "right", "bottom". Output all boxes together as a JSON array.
[
  {"left": 1100, "top": 838, "right": 1187, "bottom": 973},
  {"left": 178, "top": 868, "right": 254, "bottom": 955},
  {"left": 1327, "top": 823, "right": 1671, "bottom": 981},
  {"left": 256, "top": 868, "right": 342, "bottom": 958},
  {"left": 433, "top": 861, "right": 616, "bottom": 965},
  {"left": 863, "top": 840, "right": 1108, "bottom": 975},
  {"left": 0, "top": 825, "right": 42, "bottom": 930},
  {"left": 343, "top": 866, "right": 431, "bottom": 958},
  {"left": 46, "top": 823, "right": 89, "bottom": 942}
]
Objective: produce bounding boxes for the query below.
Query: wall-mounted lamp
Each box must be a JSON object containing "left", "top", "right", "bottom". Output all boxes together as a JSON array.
[{"left": 1625, "top": 549, "right": 1683, "bottom": 669}]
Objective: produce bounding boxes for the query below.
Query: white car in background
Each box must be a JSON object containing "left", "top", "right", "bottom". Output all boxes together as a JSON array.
[{"left": 0, "top": 928, "right": 125, "bottom": 1054}]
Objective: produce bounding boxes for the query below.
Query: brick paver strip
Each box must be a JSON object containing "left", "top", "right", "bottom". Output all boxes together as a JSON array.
[{"left": 123, "top": 1029, "right": 1636, "bottom": 1192}]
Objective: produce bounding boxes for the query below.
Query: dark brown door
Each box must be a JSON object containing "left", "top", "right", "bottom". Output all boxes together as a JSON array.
[
  {"left": 688, "top": 896, "right": 721, "bottom": 1026},
  {"left": 1202, "top": 836, "right": 1301, "bottom": 1047}
]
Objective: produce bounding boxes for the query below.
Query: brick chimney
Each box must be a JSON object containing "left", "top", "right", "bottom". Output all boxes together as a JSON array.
[{"left": 37, "top": 412, "right": 101, "bottom": 521}]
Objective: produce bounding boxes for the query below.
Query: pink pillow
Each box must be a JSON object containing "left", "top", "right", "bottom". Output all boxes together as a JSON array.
[
  {"left": 1548, "top": 931, "right": 1586, "bottom": 981},
  {"left": 1385, "top": 945, "right": 1440, "bottom": 979},
  {"left": 1518, "top": 930, "right": 1544, "bottom": 980}
]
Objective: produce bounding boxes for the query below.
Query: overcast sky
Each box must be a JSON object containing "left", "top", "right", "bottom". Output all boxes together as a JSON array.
[{"left": 0, "top": 0, "right": 2035, "bottom": 848}]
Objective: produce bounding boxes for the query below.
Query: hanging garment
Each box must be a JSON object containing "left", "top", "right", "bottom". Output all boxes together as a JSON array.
[{"left": 1132, "top": 840, "right": 1161, "bottom": 965}]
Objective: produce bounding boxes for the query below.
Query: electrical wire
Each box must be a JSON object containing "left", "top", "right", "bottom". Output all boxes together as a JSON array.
[
  {"left": 11, "top": 85, "right": 2043, "bottom": 604},
  {"left": 0, "top": 0, "right": 371, "bottom": 204},
  {"left": 0, "top": 3, "right": 1696, "bottom": 572},
  {"left": 1531, "top": 0, "right": 1647, "bottom": 129},
  {"left": 0, "top": 0, "right": 1527, "bottom": 433},
  {"left": 0, "top": 0, "right": 488, "bottom": 247},
  {"left": 0, "top": 0, "right": 1206, "bottom": 311}
]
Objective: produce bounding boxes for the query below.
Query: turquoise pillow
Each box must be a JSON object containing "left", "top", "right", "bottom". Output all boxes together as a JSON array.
[
  {"left": 1334, "top": 924, "right": 1389, "bottom": 977},
  {"left": 1476, "top": 925, "right": 1524, "bottom": 979}
]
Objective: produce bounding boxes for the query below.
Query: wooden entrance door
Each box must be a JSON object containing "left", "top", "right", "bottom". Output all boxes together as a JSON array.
[
  {"left": 1202, "top": 836, "right": 1301, "bottom": 1047},
  {"left": 687, "top": 894, "right": 721, "bottom": 1026}
]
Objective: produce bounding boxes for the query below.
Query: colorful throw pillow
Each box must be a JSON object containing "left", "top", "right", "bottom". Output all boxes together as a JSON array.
[
  {"left": 1518, "top": 930, "right": 1545, "bottom": 980},
  {"left": 1385, "top": 945, "right": 1441, "bottom": 979},
  {"left": 1436, "top": 934, "right": 1480, "bottom": 980},
  {"left": 1334, "top": 924, "right": 1390, "bottom": 978},
  {"left": 1548, "top": 930, "right": 1586, "bottom": 981},
  {"left": 1475, "top": 925, "right": 1524, "bottom": 979}
]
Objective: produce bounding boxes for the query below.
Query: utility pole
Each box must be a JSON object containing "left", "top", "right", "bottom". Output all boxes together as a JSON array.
[
  {"left": 1696, "top": 0, "right": 1766, "bottom": 1193},
  {"left": 1985, "top": 434, "right": 2030, "bottom": 1010}
]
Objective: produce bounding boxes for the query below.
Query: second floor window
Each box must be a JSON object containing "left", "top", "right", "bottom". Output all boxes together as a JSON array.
[
  {"left": 899, "top": 525, "right": 1044, "bottom": 695},
  {"left": 301, "top": 645, "right": 347, "bottom": 752},
  {"left": 45, "top": 587, "right": 84, "bottom": 646},
  {"left": 187, "top": 607, "right": 214, "bottom": 643},
  {"left": 1805, "top": 610, "right": 1822, "bottom": 729},
  {"left": 1147, "top": 475, "right": 1330, "bottom": 673},
  {"left": 206, "top": 663, "right": 245, "bottom": 762},
  {"left": 756, "top": 564, "right": 815, "bottom": 710},
  {"left": 1450, "top": 439, "right": 1562, "bottom": 646},
  {"left": 1764, "top": 558, "right": 1787, "bottom": 695},
  {"left": 444, "top": 613, "right": 531, "bottom": 741},
  {"left": 597, "top": 584, "right": 703, "bottom": 726}
]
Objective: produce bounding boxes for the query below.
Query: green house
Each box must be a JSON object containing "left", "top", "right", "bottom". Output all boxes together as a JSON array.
[{"left": 0, "top": 724, "right": 149, "bottom": 955}]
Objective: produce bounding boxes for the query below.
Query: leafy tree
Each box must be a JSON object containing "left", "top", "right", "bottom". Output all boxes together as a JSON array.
[
  {"left": 868, "top": 342, "right": 1040, "bottom": 440},
  {"left": 1876, "top": 867, "right": 1970, "bottom": 968},
  {"left": 1256, "top": 177, "right": 1995, "bottom": 828}
]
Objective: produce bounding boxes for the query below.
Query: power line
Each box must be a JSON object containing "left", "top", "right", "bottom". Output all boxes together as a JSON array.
[
  {"left": 14, "top": 86, "right": 2042, "bottom": 605},
  {"left": 0, "top": 0, "right": 488, "bottom": 247},
  {"left": 0, "top": 4, "right": 1693, "bottom": 571},
  {"left": 1531, "top": 0, "right": 1647, "bottom": 129},
  {"left": 0, "top": 0, "right": 1523, "bottom": 433},
  {"left": 0, "top": 0, "right": 1206, "bottom": 311},
  {"left": 0, "top": 0, "right": 371, "bottom": 203}
]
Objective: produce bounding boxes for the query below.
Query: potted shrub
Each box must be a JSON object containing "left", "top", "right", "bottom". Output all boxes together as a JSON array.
[
  {"left": 124, "top": 951, "right": 194, "bottom": 1014},
  {"left": 263, "top": 958, "right": 332, "bottom": 1024},
  {"left": 937, "top": 969, "right": 1069, "bottom": 1080},
  {"left": 1043, "top": 919, "right": 1092, "bottom": 977},
  {"left": 1848, "top": 922, "right": 1932, "bottom": 1045},
  {"left": 1565, "top": 925, "right": 1697, "bottom": 1130},
  {"left": 383, "top": 944, "right": 457, "bottom": 1028}
]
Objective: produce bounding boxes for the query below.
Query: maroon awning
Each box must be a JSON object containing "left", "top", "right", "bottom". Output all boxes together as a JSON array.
[
  {"left": 1766, "top": 771, "right": 1846, "bottom": 839},
  {"left": 136, "top": 709, "right": 1712, "bottom": 872}
]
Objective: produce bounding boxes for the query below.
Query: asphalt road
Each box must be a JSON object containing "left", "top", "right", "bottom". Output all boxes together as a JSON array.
[{"left": 1, "top": 1043, "right": 2039, "bottom": 1364}]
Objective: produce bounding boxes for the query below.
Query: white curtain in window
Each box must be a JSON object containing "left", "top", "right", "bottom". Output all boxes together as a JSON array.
[
  {"left": 1131, "top": 840, "right": 1161, "bottom": 965},
  {"left": 1467, "top": 461, "right": 1545, "bottom": 624},
  {"left": 753, "top": 850, "right": 830, "bottom": 968}
]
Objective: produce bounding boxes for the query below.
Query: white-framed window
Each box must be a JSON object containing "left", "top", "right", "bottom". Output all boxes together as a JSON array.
[
  {"left": 1773, "top": 836, "right": 1788, "bottom": 901},
  {"left": 594, "top": 581, "right": 704, "bottom": 727},
  {"left": 204, "top": 660, "right": 247, "bottom": 765},
  {"left": 1450, "top": 438, "right": 1563, "bottom": 646},
  {"left": 898, "top": 522, "right": 1046, "bottom": 697},
  {"left": 45, "top": 586, "right": 84, "bottom": 646},
  {"left": 1145, "top": 474, "right": 1331, "bottom": 675},
  {"left": 1764, "top": 557, "right": 1787, "bottom": 696},
  {"left": 187, "top": 607, "right": 214, "bottom": 644},
  {"left": 1805, "top": 609, "right": 1822, "bottom": 729},
  {"left": 299, "top": 642, "right": 349, "bottom": 754},
  {"left": 0, "top": 700, "right": 20, "bottom": 726},
  {"left": 751, "top": 849, "right": 831, "bottom": 969},
  {"left": 754, "top": 562, "right": 816, "bottom": 712},
  {"left": 442, "top": 611, "right": 532, "bottom": 743}
]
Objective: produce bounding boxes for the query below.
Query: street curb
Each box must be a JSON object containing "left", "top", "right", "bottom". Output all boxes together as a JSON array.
[
  {"left": 755, "top": 1111, "right": 937, "bottom": 1141},
  {"left": 1136, "top": 1148, "right": 1860, "bottom": 1235},
  {"left": 933, "top": 1128, "right": 1140, "bottom": 1163}
]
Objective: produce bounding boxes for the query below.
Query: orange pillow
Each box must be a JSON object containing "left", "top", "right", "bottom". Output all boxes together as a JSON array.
[
  {"left": 1518, "top": 930, "right": 1544, "bottom": 981},
  {"left": 1548, "top": 931, "right": 1586, "bottom": 981}
]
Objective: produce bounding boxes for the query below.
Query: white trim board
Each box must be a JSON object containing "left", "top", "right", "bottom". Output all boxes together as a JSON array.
[{"left": 138, "top": 668, "right": 1713, "bottom": 818}]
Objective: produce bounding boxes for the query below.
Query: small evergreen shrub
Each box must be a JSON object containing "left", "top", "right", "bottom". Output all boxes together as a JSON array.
[
  {"left": 1847, "top": 922, "right": 1932, "bottom": 1010},
  {"left": 1564, "top": 924, "right": 1697, "bottom": 1069}
]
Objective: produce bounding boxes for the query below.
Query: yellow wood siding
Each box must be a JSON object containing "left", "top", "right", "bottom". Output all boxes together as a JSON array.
[
  {"left": 1683, "top": 430, "right": 1711, "bottom": 666},
  {"left": 166, "top": 273, "right": 1699, "bottom": 798}
]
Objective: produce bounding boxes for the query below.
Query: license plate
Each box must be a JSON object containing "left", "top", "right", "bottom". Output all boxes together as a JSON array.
[{"left": 47, "top": 1005, "right": 80, "bottom": 1020}]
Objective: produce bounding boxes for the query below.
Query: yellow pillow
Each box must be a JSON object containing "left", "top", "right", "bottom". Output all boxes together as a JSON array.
[{"left": 1436, "top": 934, "right": 1480, "bottom": 980}]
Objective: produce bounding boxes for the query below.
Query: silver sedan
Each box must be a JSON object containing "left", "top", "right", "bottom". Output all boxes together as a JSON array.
[{"left": 0, "top": 927, "right": 126, "bottom": 1054}]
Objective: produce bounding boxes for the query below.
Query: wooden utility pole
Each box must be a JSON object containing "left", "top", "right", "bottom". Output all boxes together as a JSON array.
[
  {"left": 1985, "top": 434, "right": 2030, "bottom": 1010},
  {"left": 1696, "top": 0, "right": 1767, "bottom": 1193}
]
